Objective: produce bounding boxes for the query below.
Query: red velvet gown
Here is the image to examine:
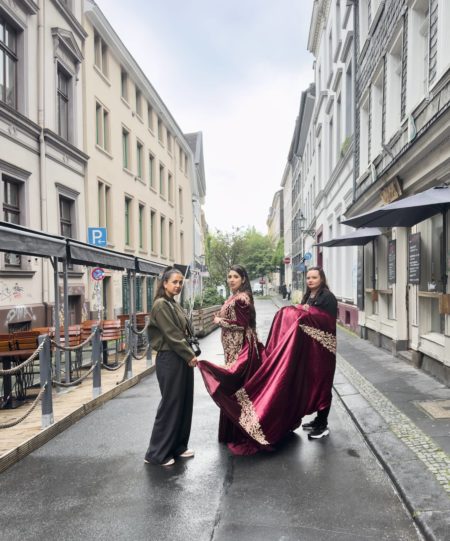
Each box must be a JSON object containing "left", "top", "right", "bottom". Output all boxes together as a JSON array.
[
  {"left": 198, "top": 304, "right": 337, "bottom": 455},
  {"left": 207, "top": 292, "right": 264, "bottom": 455}
]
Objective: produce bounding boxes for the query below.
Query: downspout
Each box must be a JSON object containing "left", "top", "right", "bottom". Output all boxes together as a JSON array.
[{"left": 38, "top": 0, "right": 50, "bottom": 319}]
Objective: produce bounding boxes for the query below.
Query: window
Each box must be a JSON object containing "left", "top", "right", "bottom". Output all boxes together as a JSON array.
[
  {"left": 97, "top": 181, "right": 111, "bottom": 233},
  {"left": 0, "top": 17, "right": 18, "bottom": 108},
  {"left": 179, "top": 148, "right": 183, "bottom": 170},
  {"left": 57, "top": 65, "right": 71, "bottom": 140},
  {"left": 180, "top": 232, "right": 184, "bottom": 261},
  {"left": 159, "top": 164, "right": 165, "bottom": 196},
  {"left": 168, "top": 172, "right": 174, "bottom": 203},
  {"left": 359, "top": 93, "right": 369, "bottom": 171},
  {"left": 359, "top": 0, "right": 369, "bottom": 49},
  {"left": 371, "top": 69, "right": 384, "bottom": 158},
  {"left": 95, "top": 101, "right": 110, "bottom": 151},
  {"left": 328, "top": 115, "right": 334, "bottom": 173},
  {"left": 345, "top": 62, "right": 353, "bottom": 137},
  {"left": 150, "top": 210, "right": 156, "bottom": 253},
  {"left": 336, "top": 94, "right": 342, "bottom": 160},
  {"left": 157, "top": 117, "right": 164, "bottom": 145},
  {"left": 317, "top": 140, "right": 322, "bottom": 189},
  {"left": 138, "top": 204, "right": 145, "bottom": 249},
  {"left": 122, "top": 128, "right": 130, "bottom": 169},
  {"left": 407, "top": 0, "right": 429, "bottom": 110},
  {"left": 60, "top": 196, "right": 73, "bottom": 238},
  {"left": 160, "top": 216, "right": 166, "bottom": 256},
  {"left": 167, "top": 132, "right": 173, "bottom": 153},
  {"left": 147, "top": 103, "right": 154, "bottom": 131},
  {"left": 94, "top": 30, "right": 108, "bottom": 77},
  {"left": 124, "top": 197, "right": 131, "bottom": 246},
  {"left": 121, "top": 68, "right": 128, "bottom": 101},
  {"left": 136, "top": 141, "right": 143, "bottom": 178},
  {"left": 135, "top": 87, "right": 142, "bottom": 118},
  {"left": 169, "top": 220, "right": 174, "bottom": 259},
  {"left": 178, "top": 187, "right": 183, "bottom": 216},
  {"left": 3, "top": 177, "right": 21, "bottom": 266},
  {"left": 184, "top": 154, "right": 188, "bottom": 173},
  {"left": 385, "top": 32, "right": 403, "bottom": 141},
  {"left": 149, "top": 153, "right": 155, "bottom": 189}
]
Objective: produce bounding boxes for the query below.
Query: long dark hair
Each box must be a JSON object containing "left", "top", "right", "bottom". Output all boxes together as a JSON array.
[
  {"left": 229, "top": 264, "right": 256, "bottom": 330},
  {"left": 154, "top": 266, "right": 184, "bottom": 301},
  {"left": 301, "top": 266, "right": 330, "bottom": 304}
]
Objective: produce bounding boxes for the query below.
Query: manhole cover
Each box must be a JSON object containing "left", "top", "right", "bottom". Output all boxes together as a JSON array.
[{"left": 416, "top": 399, "right": 450, "bottom": 419}]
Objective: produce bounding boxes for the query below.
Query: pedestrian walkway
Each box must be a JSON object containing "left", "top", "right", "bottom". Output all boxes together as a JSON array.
[{"left": 271, "top": 294, "right": 450, "bottom": 540}]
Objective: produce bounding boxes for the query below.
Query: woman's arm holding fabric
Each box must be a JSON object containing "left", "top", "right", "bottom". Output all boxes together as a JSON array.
[{"left": 215, "top": 295, "right": 250, "bottom": 330}]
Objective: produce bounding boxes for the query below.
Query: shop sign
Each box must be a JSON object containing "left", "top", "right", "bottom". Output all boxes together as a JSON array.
[{"left": 408, "top": 233, "right": 421, "bottom": 284}]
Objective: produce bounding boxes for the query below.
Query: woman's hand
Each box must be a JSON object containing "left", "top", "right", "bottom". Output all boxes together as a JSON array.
[
  {"left": 188, "top": 357, "right": 198, "bottom": 367},
  {"left": 213, "top": 315, "right": 222, "bottom": 325}
]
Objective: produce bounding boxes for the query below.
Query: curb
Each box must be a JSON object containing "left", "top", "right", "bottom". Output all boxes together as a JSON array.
[
  {"left": 0, "top": 365, "right": 156, "bottom": 475},
  {"left": 334, "top": 370, "right": 450, "bottom": 541}
]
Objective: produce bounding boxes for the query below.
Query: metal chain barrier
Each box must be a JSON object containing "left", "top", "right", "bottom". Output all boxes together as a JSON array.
[
  {"left": 51, "top": 360, "right": 98, "bottom": 388},
  {"left": 50, "top": 329, "right": 97, "bottom": 352},
  {"left": 101, "top": 351, "right": 130, "bottom": 371},
  {"left": 0, "top": 337, "right": 48, "bottom": 376},
  {"left": 130, "top": 318, "right": 150, "bottom": 336},
  {"left": 130, "top": 343, "right": 150, "bottom": 361},
  {"left": 0, "top": 383, "right": 47, "bottom": 429}
]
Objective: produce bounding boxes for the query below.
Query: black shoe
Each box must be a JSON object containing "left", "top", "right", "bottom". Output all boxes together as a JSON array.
[
  {"left": 308, "top": 425, "right": 330, "bottom": 439},
  {"left": 302, "top": 417, "right": 320, "bottom": 430}
]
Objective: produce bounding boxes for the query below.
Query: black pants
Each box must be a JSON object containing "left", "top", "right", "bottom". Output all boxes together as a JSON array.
[{"left": 145, "top": 351, "right": 194, "bottom": 464}]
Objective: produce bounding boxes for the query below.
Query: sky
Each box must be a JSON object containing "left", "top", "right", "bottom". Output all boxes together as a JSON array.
[{"left": 96, "top": 0, "right": 315, "bottom": 233}]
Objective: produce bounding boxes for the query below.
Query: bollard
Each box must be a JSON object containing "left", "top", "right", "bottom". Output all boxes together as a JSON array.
[
  {"left": 145, "top": 316, "right": 152, "bottom": 368},
  {"left": 39, "top": 334, "right": 54, "bottom": 428},
  {"left": 124, "top": 320, "right": 133, "bottom": 380},
  {"left": 92, "top": 325, "right": 102, "bottom": 398}
]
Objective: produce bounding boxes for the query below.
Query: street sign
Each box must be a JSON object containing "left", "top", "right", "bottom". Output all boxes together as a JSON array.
[
  {"left": 91, "top": 267, "right": 105, "bottom": 281},
  {"left": 259, "top": 278, "right": 266, "bottom": 284},
  {"left": 88, "top": 227, "right": 107, "bottom": 247},
  {"left": 296, "top": 263, "right": 306, "bottom": 272},
  {"left": 283, "top": 257, "right": 291, "bottom": 264},
  {"left": 304, "top": 252, "right": 312, "bottom": 261}
]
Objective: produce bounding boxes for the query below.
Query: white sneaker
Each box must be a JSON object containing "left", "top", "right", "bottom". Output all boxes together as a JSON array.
[
  {"left": 161, "top": 457, "right": 175, "bottom": 466},
  {"left": 179, "top": 449, "right": 195, "bottom": 458}
]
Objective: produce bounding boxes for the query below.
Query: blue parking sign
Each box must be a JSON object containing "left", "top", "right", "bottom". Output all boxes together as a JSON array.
[{"left": 88, "top": 227, "right": 107, "bottom": 247}]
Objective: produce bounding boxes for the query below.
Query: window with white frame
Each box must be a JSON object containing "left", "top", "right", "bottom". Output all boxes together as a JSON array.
[
  {"left": 159, "top": 164, "right": 165, "bottom": 196},
  {"left": 371, "top": 68, "right": 383, "bottom": 159},
  {"left": 147, "top": 103, "right": 154, "bottom": 131},
  {"left": 168, "top": 172, "right": 174, "bottom": 203},
  {"left": 385, "top": 31, "right": 403, "bottom": 141},
  {"left": 157, "top": 117, "right": 164, "bottom": 145},
  {"left": 178, "top": 187, "right": 183, "bottom": 216},
  {"left": 97, "top": 181, "right": 111, "bottom": 235},
  {"left": 336, "top": 93, "right": 342, "bottom": 159},
  {"left": 328, "top": 115, "right": 334, "bottom": 173},
  {"left": 0, "top": 16, "right": 18, "bottom": 109},
  {"left": 136, "top": 140, "right": 144, "bottom": 179},
  {"left": 180, "top": 231, "right": 184, "bottom": 261},
  {"left": 167, "top": 132, "right": 173, "bottom": 154},
  {"left": 124, "top": 196, "right": 132, "bottom": 246},
  {"left": 345, "top": 62, "right": 353, "bottom": 137},
  {"left": 57, "top": 65, "right": 71, "bottom": 141},
  {"left": 122, "top": 127, "right": 130, "bottom": 170},
  {"left": 3, "top": 177, "right": 21, "bottom": 266},
  {"left": 94, "top": 30, "right": 108, "bottom": 77},
  {"left": 135, "top": 87, "right": 142, "bottom": 118},
  {"left": 149, "top": 153, "right": 155, "bottom": 190},
  {"left": 407, "top": 0, "right": 429, "bottom": 111},
  {"left": 169, "top": 220, "right": 174, "bottom": 259},
  {"left": 138, "top": 203, "right": 145, "bottom": 250},
  {"left": 160, "top": 215, "right": 166, "bottom": 257},
  {"left": 95, "top": 101, "right": 110, "bottom": 151},
  {"left": 317, "top": 140, "right": 322, "bottom": 189},
  {"left": 184, "top": 154, "right": 188, "bottom": 173},
  {"left": 121, "top": 68, "right": 128, "bottom": 101},
  {"left": 359, "top": 92, "right": 369, "bottom": 172},
  {"left": 59, "top": 195, "right": 74, "bottom": 238},
  {"left": 150, "top": 209, "right": 156, "bottom": 253}
]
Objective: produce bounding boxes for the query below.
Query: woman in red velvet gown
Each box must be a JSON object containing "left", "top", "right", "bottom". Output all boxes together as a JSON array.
[
  {"left": 198, "top": 267, "right": 337, "bottom": 455},
  {"left": 209, "top": 265, "right": 264, "bottom": 455}
]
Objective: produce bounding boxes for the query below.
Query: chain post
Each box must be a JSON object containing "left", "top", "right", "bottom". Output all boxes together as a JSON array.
[
  {"left": 39, "top": 335, "right": 54, "bottom": 428},
  {"left": 92, "top": 325, "right": 102, "bottom": 398},
  {"left": 145, "top": 316, "right": 152, "bottom": 367},
  {"left": 124, "top": 320, "right": 133, "bottom": 380}
]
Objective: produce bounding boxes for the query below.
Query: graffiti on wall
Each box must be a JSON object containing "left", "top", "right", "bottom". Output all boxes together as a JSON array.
[
  {"left": 0, "top": 281, "right": 25, "bottom": 303},
  {"left": 5, "top": 305, "right": 36, "bottom": 327}
]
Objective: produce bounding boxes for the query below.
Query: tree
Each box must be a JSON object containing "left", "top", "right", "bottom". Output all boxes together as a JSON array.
[{"left": 240, "top": 228, "right": 276, "bottom": 280}]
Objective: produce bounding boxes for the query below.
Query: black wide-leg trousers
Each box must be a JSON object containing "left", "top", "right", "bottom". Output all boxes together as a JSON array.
[{"left": 145, "top": 350, "right": 194, "bottom": 464}]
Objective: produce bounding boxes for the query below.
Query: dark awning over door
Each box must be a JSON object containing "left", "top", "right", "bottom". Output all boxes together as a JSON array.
[
  {"left": 67, "top": 240, "right": 135, "bottom": 270},
  {"left": 136, "top": 258, "right": 166, "bottom": 275},
  {"left": 315, "top": 228, "right": 383, "bottom": 247}
]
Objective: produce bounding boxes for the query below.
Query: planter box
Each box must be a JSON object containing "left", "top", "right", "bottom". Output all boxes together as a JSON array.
[{"left": 192, "top": 304, "right": 222, "bottom": 337}]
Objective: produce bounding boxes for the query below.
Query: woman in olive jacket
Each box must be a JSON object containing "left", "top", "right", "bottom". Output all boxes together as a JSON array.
[{"left": 144, "top": 267, "right": 198, "bottom": 466}]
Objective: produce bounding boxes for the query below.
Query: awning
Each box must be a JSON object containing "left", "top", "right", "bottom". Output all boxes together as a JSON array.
[
  {"left": 67, "top": 240, "right": 135, "bottom": 270},
  {"left": 174, "top": 264, "right": 191, "bottom": 279},
  {"left": 342, "top": 185, "right": 450, "bottom": 228},
  {"left": 0, "top": 221, "right": 66, "bottom": 258},
  {"left": 315, "top": 228, "right": 383, "bottom": 247},
  {"left": 136, "top": 258, "right": 166, "bottom": 275}
]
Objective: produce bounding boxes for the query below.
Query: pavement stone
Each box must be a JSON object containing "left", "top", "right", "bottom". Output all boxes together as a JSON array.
[{"left": 270, "top": 294, "right": 450, "bottom": 541}]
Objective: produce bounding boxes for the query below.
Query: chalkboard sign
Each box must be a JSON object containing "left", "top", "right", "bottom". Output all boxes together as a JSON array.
[
  {"left": 388, "top": 240, "right": 396, "bottom": 284},
  {"left": 408, "top": 233, "right": 421, "bottom": 284},
  {"left": 357, "top": 246, "right": 365, "bottom": 310}
]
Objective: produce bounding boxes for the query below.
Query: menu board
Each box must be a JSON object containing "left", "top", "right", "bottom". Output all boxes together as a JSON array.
[
  {"left": 408, "top": 233, "right": 421, "bottom": 284},
  {"left": 388, "top": 240, "right": 396, "bottom": 284}
]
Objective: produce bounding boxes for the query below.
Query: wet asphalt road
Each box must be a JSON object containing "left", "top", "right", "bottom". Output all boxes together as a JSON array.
[{"left": 0, "top": 299, "right": 422, "bottom": 541}]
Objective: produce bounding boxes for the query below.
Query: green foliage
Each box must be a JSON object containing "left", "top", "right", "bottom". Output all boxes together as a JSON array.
[
  {"left": 205, "top": 227, "right": 276, "bottom": 291},
  {"left": 193, "top": 286, "right": 224, "bottom": 309}
]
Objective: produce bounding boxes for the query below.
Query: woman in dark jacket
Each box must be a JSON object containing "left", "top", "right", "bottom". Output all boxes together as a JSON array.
[{"left": 144, "top": 267, "right": 198, "bottom": 467}]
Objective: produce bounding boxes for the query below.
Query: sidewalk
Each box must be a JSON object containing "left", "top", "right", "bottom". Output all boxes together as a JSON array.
[{"left": 271, "top": 294, "right": 450, "bottom": 540}]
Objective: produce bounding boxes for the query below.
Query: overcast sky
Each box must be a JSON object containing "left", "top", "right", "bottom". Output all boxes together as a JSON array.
[{"left": 96, "top": 0, "right": 315, "bottom": 233}]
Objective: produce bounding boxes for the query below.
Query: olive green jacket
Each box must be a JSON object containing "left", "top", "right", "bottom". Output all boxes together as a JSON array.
[{"left": 148, "top": 297, "right": 194, "bottom": 363}]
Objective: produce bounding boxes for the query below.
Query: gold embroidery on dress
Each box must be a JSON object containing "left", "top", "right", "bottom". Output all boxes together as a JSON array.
[
  {"left": 235, "top": 388, "right": 269, "bottom": 445},
  {"left": 220, "top": 294, "right": 246, "bottom": 368},
  {"left": 298, "top": 324, "right": 336, "bottom": 354}
]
